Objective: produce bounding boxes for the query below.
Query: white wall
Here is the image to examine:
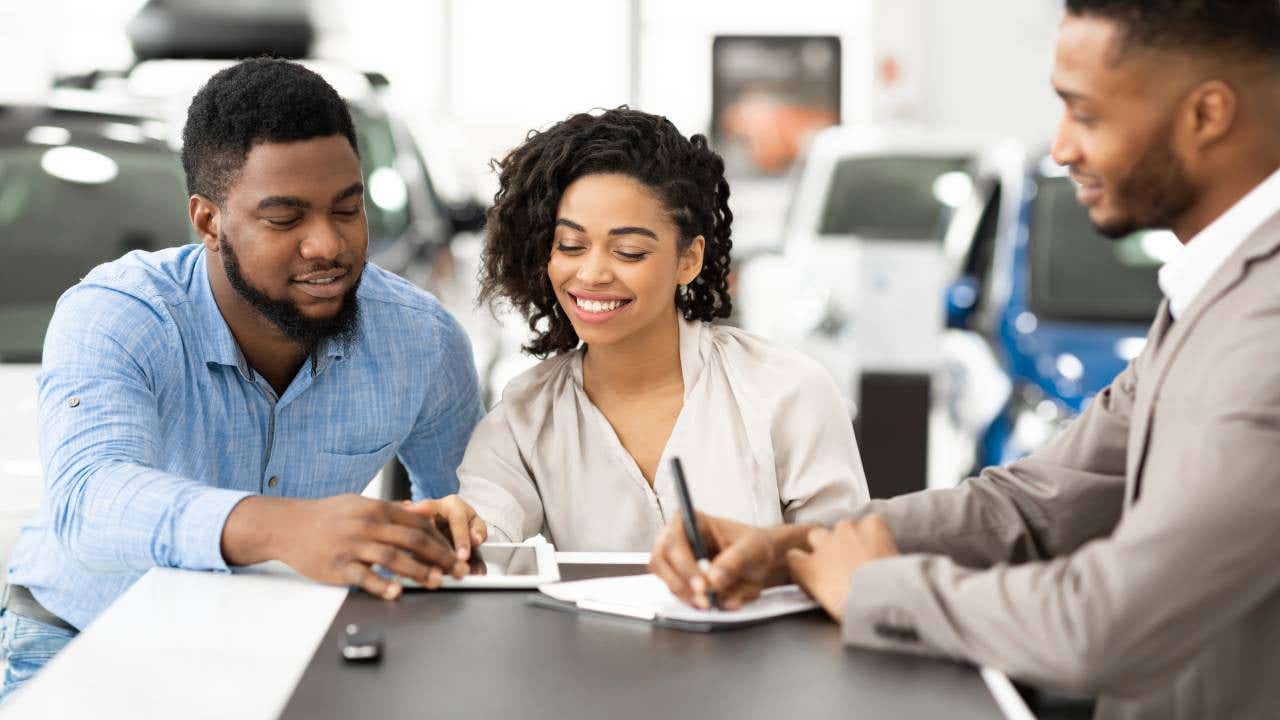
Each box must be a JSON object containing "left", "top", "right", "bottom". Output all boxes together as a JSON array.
[{"left": 919, "top": 0, "right": 1063, "bottom": 145}]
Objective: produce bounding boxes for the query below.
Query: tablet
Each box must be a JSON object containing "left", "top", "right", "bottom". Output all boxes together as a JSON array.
[{"left": 398, "top": 542, "right": 560, "bottom": 590}]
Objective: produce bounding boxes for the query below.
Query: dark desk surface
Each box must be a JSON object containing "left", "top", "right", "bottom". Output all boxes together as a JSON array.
[{"left": 282, "top": 564, "right": 1008, "bottom": 720}]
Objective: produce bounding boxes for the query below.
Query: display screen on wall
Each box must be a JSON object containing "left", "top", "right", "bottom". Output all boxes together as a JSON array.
[{"left": 711, "top": 35, "right": 841, "bottom": 176}]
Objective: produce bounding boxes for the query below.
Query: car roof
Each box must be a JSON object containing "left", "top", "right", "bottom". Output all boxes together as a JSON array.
[
  {"left": 0, "top": 102, "right": 174, "bottom": 153},
  {"left": 125, "top": 59, "right": 377, "bottom": 108},
  {"left": 967, "top": 141, "right": 1078, "bottom": 194},
  {"left": 807, "top": 124, "right": 992, "bottom": 159}
]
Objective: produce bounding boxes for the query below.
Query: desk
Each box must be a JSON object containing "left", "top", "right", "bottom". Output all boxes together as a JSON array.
[
  {"left": 1, "top": 561, "right": 1033, "bottom": 720},
  {"left": 281, "top": 563, "right": 1029, "bottom": 720}
]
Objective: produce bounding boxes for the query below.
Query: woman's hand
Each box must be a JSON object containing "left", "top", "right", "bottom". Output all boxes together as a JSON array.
[
  {"left": 649, "top": 511, "right": 780, "bottom": 610},
  {"left": 403, "top": 494, "right": 488, "bottom": 563}
]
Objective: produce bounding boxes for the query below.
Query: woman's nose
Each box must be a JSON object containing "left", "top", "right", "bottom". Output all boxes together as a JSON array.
[{"left": 576, "top": 250, "right": 614, "bottom": 285}]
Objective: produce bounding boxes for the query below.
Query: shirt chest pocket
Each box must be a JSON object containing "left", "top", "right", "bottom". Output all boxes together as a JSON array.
[{"left": 317, "top": 442, "right": 399, "bottom": 490}]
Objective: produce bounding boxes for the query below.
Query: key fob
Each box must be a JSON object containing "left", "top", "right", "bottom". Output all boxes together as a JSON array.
[{"left": 339, "top": 623, "right": 383, "bottom": 663}]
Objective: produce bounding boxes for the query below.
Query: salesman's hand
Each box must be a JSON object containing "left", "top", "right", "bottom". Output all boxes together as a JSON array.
[
  {"left": 649, "top": 512, "right": 777, "bottom": 610},
  {"left": 786, "top": 516, "right": 900, "bottom": 621},
  {"left": 222, "top": 494, "right": 469, "bottom": 600},
  {"left": 402, "top": 494, "right": 488, "bottom": 563}
]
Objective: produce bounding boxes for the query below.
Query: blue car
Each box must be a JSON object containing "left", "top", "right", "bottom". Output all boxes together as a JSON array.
[{"left": 943, "top": 145, "right": 1178, "bottom": 469}]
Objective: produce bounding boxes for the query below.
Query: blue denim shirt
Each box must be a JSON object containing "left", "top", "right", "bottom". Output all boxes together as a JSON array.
[{"left": 6, "top": 245, "right": 484, "bottom": 630}]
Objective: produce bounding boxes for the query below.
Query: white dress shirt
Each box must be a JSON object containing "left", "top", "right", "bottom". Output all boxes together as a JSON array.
[
  {"left": 458, "top": 317, "right": 870, "bottom": 551},
  {"left": 1158, "top": 168, "right": 1280, "bottom": 318}
]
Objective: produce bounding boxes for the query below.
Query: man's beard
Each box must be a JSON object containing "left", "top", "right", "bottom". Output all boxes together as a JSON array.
[
  {"left": 219, "top": 233, "right": 362, "bottom": 352},
  {"left": 1092, "top": 120, "right": 1197, "bottom": 240}
]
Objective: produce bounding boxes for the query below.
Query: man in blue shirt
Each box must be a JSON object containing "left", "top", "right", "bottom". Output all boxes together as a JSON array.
[{"left": 0, "top": 59, "right": 485, "bottom": 700}]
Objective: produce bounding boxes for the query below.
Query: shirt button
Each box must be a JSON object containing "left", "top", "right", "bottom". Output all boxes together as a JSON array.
[
  {"left": 68, "top": 397, "right": 80, "bottom": 408},
  {"left": 267, "top": 476, "right": 279, "bottom": 489}
]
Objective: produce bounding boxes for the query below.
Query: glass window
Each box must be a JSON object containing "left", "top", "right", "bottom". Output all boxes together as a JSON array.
[
  {"left": 818, "top": 155, "right": 970, "bottom": 239},
  {"left": 0, "top": 143, "right": 191, "bottom": 361},
  {"left": 349, "top": 106, "right": 412, "bottom": 242},
  {"left": 1027, "top": 176, "right": 1164, "bottom": 323}
]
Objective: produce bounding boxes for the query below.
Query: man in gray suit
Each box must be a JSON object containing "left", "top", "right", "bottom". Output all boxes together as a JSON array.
[{"left": 650, "top": 2, "right": 1280, "bottom": 717}]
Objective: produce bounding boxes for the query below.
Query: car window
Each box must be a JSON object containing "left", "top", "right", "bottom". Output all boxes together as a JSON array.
[
  {"left": 818, "top": 154, "right": 971, "bottom": 240},
  {"left": 349, "top": 106, "right": 411, "bottom": 242},
  {"left": 965, "top": 182, "right": 1001, "bottom": 291},
  {"left": 1028, "top": 176, "right": 1164, "bottom": 323},
  {"left": 0, "top": 143, "right": 192, "bottom": 362}
]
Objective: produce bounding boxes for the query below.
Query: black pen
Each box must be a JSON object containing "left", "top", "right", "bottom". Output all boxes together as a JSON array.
[{"left": 669, "top": 456, "right": 718, "bottom": 609}]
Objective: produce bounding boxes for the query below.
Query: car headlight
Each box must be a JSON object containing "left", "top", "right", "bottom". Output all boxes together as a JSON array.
[{"left": 1007, "top": 383, "right": 1073, "bottom": 458}]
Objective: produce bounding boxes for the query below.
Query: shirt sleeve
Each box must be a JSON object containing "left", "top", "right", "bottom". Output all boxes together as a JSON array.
[
  {"left": 37, "top": 286, "right": 252, "bottom": 574},
  {"left": 455, "top": 403, "right": 545, "bottom": 543},
  {"left": 396, "top": 304, "right": 485, "bottom": 500},
  {"left": 773, "top": 357, "right": 870, "bottom": 525}
]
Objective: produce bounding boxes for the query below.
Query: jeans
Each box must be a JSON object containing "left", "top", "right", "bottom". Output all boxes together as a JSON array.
[{"left": 0, "top": 608, "right": 77, "bottom": 705}]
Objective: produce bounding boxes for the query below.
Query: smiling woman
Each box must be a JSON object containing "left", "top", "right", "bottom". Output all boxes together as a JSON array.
[{"left": 440, "top": 108, "right": 870, "bottom": 552}]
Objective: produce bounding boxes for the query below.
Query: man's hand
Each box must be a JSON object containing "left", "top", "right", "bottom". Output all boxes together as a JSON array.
[
  {"left": 786, "top": 515, "right": 900, "bottom": 621},
  {"left": 650, "top": 512, "right": 813, "bottom": 610},
  {"left": 402, "top": 495, "right": 487, "bottom": 571},
  {"left": 222, "top": 494, "right": 469, "bottom": 600}
]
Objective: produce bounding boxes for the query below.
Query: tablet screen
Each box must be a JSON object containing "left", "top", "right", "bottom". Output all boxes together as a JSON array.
[{"left": 469, "top": 545, "right": 540, "bottom": 577}]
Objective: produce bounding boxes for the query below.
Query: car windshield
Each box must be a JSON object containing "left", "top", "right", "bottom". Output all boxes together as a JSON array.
[
  {"left": 818, "top": 154, "right": 971, "bottom": 239},
  {"left": 0, "top": 142, "right": 192, "bottom": 362},
  {"left": 1028, "top": 176, "right": 1165, "bottom": 323}
]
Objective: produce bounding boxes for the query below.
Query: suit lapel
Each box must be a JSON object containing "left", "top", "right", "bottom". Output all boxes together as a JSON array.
[
  {"left": 1125, "top": 210, "right": 1280, "bottom": 507},
  {"left": 1123, "top": 300, "right": 1171, "bottom": 504}
]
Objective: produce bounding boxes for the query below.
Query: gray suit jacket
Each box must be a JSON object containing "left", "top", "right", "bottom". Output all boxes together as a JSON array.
[{"left": 843, "top": 208, "right": 1280, "bottom": 720}]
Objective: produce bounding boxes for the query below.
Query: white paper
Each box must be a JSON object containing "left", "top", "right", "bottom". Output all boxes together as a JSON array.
[{"left": 539, "top": 573, "right": 817, "bottom": 624}]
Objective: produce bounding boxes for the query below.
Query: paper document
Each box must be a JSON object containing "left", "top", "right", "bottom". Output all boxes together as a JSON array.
[{"left": 539, "top": 573, "right": 817, "bottom": 624}]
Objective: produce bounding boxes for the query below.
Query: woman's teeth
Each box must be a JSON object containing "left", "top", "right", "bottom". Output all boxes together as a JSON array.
[{"left": 575, "top": 296, "right": 626, "bottom": 313}]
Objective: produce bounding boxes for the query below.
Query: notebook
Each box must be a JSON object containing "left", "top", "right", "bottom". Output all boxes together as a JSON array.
[{"left": 529, "top": 573, "right": 819, "bottom": 632}]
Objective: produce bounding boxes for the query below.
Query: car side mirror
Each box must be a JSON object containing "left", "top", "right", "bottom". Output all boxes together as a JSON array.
[
  {"left": 945, "top": 276, "right": 980, "bottom": 329},
  {"left": 449, "top": 199, "right": 486, "bottom": 235}
]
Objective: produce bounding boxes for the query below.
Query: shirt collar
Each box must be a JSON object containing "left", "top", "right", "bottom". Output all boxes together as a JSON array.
[
  {"left": 676, "top": 315, "right": 706, "bottom": 397},
  {"left": 195, "top": 248, "right": 350, "bottom": 378},
  {"left": 194, "top": 251, "right": 249, "bottom": 373},
  {"left": 1158, "top": 167, "right": 1280, "bottom": 319}
]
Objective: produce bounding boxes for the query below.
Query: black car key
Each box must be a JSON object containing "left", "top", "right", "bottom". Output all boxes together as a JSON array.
[{"left": 339, "top": 623, "right": 383, "bottom": 663}]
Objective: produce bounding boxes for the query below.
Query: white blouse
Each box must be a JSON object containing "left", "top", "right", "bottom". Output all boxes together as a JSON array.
[{"left": 457, "top": 317, "right": 869, "bottom": 551}]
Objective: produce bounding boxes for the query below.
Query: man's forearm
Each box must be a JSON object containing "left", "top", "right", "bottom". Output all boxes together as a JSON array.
[{"left": 220, "top": 495, "right": 300, "bottom": 567}]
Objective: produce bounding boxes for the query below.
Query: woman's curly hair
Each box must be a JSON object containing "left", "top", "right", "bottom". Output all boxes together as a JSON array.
[{"left": 480, "top": 107, "right": 733, "bottom": 357}]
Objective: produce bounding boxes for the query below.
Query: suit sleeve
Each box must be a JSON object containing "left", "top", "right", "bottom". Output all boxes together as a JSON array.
[
  {"left": 840, "top": 306, "right": 1280, "bottom": 696},
  {"left": 850, "top": 349, "right": 1138, "bottom": 568}
]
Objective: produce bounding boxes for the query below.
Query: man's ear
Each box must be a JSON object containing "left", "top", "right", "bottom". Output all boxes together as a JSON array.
[
  {"left": 678, "top": 235, "right": 705, "bottom": 286},
  {"left": 189, "top": 195, "right": 221, "bottom": 252},
  {"left": 1183, "top": 79, "right": 1237, "bottom": 152}
]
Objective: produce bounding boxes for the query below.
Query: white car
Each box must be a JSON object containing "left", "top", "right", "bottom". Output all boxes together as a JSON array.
[{"left": 734, "top": 125, "right": 988, "bottom": 495}]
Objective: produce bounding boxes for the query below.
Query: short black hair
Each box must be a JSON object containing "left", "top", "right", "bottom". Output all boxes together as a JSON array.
[
  {"left": 1065, "top": 0, "right": 1280, "bottom": 66},
  {"left": 481, "top": 107, "right": 734, "bottom": 357},
  {"left": 181, "top": 57, "right": 359, "bottom": 203}
]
